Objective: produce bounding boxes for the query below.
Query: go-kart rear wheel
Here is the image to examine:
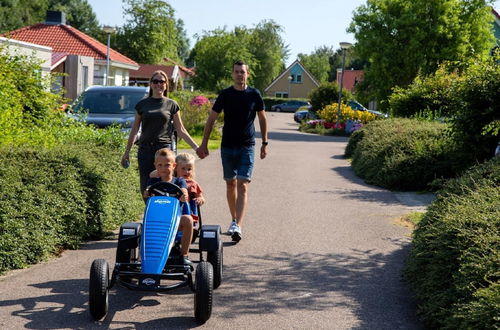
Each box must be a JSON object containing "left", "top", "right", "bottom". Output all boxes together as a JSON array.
[
  {"left": 89, "top": 259, "right": 109, "bottom": 320},
  {"left": 194, "top": 261, "right": 213, "bottom": 323},
  {"left": 207, "top": 240, "right": 223, "bottom": 289}
]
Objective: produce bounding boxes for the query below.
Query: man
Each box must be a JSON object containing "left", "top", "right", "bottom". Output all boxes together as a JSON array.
[{"left": 197, "top": 60, "right": 268, "bottom": 242}]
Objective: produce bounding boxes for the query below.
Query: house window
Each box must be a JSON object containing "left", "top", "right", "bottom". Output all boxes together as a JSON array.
[
  {"left": 275, "top": 92, "right": 288, "bottom": 98},
  {"left": 296, "top": 74, "right": 302, "bottom": 83},
  {"left": 290, "top": 74, "right": 295, "bottom": 82}
]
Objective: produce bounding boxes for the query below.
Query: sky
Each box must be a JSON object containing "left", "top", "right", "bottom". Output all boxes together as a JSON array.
[{"left": 87, "top": 0, "right": 500, "bottom": 67}]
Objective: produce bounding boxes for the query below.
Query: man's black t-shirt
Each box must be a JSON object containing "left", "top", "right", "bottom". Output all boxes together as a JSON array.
[{"left": 212, "top": 86, "right": 265, "bottom": 148}]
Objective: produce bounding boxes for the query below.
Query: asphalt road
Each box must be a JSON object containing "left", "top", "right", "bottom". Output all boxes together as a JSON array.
[{"left": 0, "top": 112, "right": 432, "bottom": 329}]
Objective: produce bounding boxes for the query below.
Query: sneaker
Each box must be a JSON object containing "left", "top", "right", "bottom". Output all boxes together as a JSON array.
[
  {"left": 227, "top": 220, "right": 238, "bottom": 235},
  {"left": 182, "top": 256, "right": 193, "bottom": 269},
  {"left": 231, "top": 224, "right": 242, "bottom": 242}
]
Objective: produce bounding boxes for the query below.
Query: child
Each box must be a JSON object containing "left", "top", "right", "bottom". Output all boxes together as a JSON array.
[
  {"left": 144, "top": 148, "right": 193, "bottom": 266},
  {"left": 174, "top": 152, "right": 205, "bottom": 223},
  {"left": 150, "top": 152, "right": 205, "bottom": 224}
]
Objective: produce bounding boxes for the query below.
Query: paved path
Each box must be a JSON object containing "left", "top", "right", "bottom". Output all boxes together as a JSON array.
[{"left": 0, "top": 112, "right": 430, "bottom": 329}]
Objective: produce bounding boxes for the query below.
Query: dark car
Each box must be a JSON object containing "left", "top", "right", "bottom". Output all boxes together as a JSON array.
[
  {"left": 70, "top": 86, "right": 148, "bottom": 128},
  {"left": 293, "top": 109, "right": 318, "bottom": 123},
  {"left": 271, "top": 100, "right": 311, "bottom": 112},
  {"left": 347, "top": 100, "right": 388, "bottom": 118}
]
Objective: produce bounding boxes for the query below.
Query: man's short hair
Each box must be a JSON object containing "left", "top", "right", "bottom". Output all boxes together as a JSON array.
[{"left": 233, "top": 60, "right": 248, "bottom": 71}]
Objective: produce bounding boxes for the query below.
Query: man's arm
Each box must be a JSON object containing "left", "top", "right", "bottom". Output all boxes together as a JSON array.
[
  {"left": 257, "top": 110, "right": 268, "bottom": 159},
  {"left": 197, "top": 110, "right": 219, "bottom": 159}
]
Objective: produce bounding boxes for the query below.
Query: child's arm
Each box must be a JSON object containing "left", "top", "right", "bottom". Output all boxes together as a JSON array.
[
  {"left": 143, "top": 186, "right": 151, "bottom": 199},
  {"left": 180, "top": 188, "right": 188, "bottom": 203},
  {"left": 194, "top": 192, "right": 205, "bottom": 205}
]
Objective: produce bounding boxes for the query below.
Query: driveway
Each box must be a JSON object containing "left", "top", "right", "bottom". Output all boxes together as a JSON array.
[{"left": 0, "top": 112, "right": 430, "bottom": 329}]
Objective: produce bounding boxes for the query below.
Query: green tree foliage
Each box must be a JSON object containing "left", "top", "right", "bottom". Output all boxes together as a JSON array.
[
  {"left": 115, "top": 0, "right": 179, "bottom": 64},
  {"left": 298, "top": 46, "right": 333, "bottom": 83},
  {"left": 191, "top": 20, "right": 288, "bottom": 92},
  {"left": 246, "top": 20, "right": 288, "bottom": 91},
  {"left": 175, "top": 18, "right": 190, "bottom": 64},
  {"left": 348, "top": 0, "right": 496, "bottom": 110},
  {"left": 0, "top": 0, "right": 47, "bottom": 33},
  {"left": 308, "top": 82, "right": 352, "bottom": 112}
]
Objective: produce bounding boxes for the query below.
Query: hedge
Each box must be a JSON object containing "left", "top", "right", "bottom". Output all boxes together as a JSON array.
[
  {"left": 347, "top": 118, "right": 459, "bottom": 190},
  {"left": 405, "top": 157, "right": 500, "bottom": 329},
  {"left": 0, "top": 143, "right": 143, "bottom": 274}
]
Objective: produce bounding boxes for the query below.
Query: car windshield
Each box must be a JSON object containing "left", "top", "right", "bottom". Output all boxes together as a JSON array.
[{"left": 73, "top": 90, "right": 146, "bottom": 114}]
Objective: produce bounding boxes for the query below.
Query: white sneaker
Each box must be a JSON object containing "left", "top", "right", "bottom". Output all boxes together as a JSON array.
[
  {"left": 231, "top": 224, "right": 242, "bottom": 242},
  {"left": 227, "top": 220, "right": 238, "bottom": 234}
]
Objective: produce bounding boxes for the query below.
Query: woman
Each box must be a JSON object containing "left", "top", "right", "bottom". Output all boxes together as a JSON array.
[{"left": 121, "top": 70, "right": 199, "bottom": 194}]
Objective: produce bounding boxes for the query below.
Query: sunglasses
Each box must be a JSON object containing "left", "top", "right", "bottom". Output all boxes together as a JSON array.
[{"left": 151, "top": 79, "right": 166, "bottom": 85}]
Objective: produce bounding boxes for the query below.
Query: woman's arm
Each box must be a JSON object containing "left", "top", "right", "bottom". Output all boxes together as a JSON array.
[
  {"left": 121, "top": 112, "right": 142, "bottom": 166},
  {"left": 173, "top": 111, "right": 199, "bottom": 151}
]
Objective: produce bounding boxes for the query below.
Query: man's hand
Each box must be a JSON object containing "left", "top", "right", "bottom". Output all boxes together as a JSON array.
[
  {"left": 196, "top": 145, "right": 209, "bottom": 159},
  {"left": 260, "top": 145, "right": 267, "bottom": 159}
]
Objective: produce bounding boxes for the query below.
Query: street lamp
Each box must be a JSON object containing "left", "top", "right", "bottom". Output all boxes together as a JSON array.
[
  {"left": 336, "top": 41, "right": 352, "bottom": 129},
  {"left": 102, "top": 25, "right": 116, "bottom": 86},
  {"left": 287, "top": 75, "right": 293, "bottom": 98}
]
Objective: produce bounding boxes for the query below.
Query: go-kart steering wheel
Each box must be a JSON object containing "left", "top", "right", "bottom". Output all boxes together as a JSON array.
[{"left": 147, "top": 181, "right": 184, "bottom": 199}]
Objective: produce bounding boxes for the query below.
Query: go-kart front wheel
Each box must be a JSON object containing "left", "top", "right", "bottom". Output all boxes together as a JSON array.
[
  {"left": 89, "top": 258, "right": 109, "bottom": 320},
  {"left": 194, "top": 261, "right": 213, "bottom": 323}
]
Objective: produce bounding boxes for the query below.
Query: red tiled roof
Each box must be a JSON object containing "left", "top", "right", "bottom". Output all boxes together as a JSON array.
[
  {"left": 163, "top": 57, "right": 195, "bottom": 77},
  {"left": 51, "top": 52, "right": 67, "bottom": 68},
  {"left": 4, "top": 23, "right": 137, "bottom": 67},
  {"left": 130, "top": 64, "right": 176, "bottom": 79}
]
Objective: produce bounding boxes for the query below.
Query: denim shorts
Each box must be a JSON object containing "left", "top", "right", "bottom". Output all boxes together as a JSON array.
[{"left": 221, "top": 146, "right": 255, "bottom": 181}]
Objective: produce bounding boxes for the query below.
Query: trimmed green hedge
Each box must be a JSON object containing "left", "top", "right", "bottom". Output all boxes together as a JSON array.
[
  {"left": 347, "top": 118, "right": 459, "bottom": 190},
  {"left": 0, "top": 143, "right": 143, "bottom": 274},
  {"left": 405, "top": 157, "right": 500, "bottom": 329}
]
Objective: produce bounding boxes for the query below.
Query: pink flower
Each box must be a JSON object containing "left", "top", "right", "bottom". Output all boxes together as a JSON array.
[{"left": 190, "top": 95, "right": 210, "bottom": 106}]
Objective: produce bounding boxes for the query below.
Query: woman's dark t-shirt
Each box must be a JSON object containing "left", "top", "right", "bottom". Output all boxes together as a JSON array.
[{"left": 136, "top": 97, "right": 179, "bottom": 145}]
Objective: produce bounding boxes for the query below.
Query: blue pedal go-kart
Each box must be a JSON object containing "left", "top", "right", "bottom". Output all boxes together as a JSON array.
[{"left": 88, "top": 181, "right": 223, "bottom": 324}]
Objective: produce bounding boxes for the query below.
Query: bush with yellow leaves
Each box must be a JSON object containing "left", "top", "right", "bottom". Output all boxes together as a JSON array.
[{"left": 318, "top": 103, "right": 377, "bottom": 124}]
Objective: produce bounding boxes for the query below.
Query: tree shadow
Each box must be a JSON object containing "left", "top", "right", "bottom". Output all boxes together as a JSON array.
[
  {"left": 257, "top": 131, "right": 348, "bottom": 143},
  {"left": 215, "top": 243, "right": 423, "bottom": 329}
]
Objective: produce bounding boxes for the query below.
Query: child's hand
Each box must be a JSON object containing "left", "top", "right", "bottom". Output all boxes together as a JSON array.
[
  {"left": 194, "top": 196, "right": 205, "bottom": 205},
  {"left": 143, "top": 186, "right": 151, "bottom": 199},
  {"left": 180, "top": 188, "right": 188, "bottom": 203}
]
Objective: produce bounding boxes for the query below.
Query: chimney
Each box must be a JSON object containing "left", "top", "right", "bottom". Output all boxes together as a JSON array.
[{"left": 45, "top": 11, "right": 66, "bottom": 25}]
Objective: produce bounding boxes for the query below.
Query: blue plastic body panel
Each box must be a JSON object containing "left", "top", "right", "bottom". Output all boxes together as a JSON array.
[{"left": 141, "top": 196, "right": 181, "bottom": 274}]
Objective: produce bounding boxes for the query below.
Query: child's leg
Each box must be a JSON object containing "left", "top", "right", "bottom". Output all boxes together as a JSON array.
[{"left": 179, "top": 215, "right": 193, "bottom": 256}]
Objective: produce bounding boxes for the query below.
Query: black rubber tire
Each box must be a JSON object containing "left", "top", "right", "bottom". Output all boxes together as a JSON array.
[
  {"left": 194, "top": 261, "right": 213, "bottom": 323},
  {"left": 207, "top": 241, "right": 223, "bottom": 289},
  {"left": 275, "top": 107, "right": 281, "bottom": 112},
  {"left": 89, "top": 259, "right": 109, "bottom": 320}
]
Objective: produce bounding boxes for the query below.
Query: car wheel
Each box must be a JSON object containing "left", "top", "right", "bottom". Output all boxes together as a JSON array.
[
  {"left": 207, "top": 240, "right": 223, "bottom": 289},
  {"left": 275, "top": 107, "right": 281, "bottom": 112},
  {"left": 89, "top": 259, "right": 109, "bottom": 320},
  {"left": 194, "top": 261, "right": 213, "bottom": 323}
]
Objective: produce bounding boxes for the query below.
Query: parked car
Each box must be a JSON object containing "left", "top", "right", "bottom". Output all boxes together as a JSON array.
[
  {"left": 69, "top": 86, "right": 148, "bottom": 128},
  {"left": 271, "top": 100, "right": 311, "bottom": 112},
  {"left": 294, "top": 109, "right": 318, "bottom": 123},
  {"left": 347, "top": 100, "right": 388, "bottom": 118}
]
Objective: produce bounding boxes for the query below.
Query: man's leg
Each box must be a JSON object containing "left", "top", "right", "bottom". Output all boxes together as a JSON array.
[
  {"left": 235, "top": 179, "right": 249, "bottom": 227},
  {"left": 225, "top": 179, "right": 237, "bottom": 220}
]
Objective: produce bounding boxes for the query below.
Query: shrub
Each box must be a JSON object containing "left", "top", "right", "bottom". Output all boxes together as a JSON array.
[
  {"left": 344, "top": 128, "right": 365, "bottom": 158},
  {"left": 0, "top": 143, "right": 143, "bottom": 274},
  {"left": 405, "top": 157, "right": 500, "bottom": 329},
  {"left": 308, "top": 82, "right": 352, "bottom": 112},
  {"left": 318, "top": 102, "right": 377, "bottom": 124},
  {"left": 350, "top": 118, "right": 458, "bottom": 190}
]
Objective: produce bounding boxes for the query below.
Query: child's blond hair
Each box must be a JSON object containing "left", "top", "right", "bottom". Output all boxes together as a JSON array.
[
  {"left": 154, "top": 148, "right": 176, "bottom": 162},
  {"left": 175, "top": 152, "right": 197, "bottom": 178}
]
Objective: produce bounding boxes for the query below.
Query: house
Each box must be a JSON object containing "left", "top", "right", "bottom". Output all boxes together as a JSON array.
[
  {"left": 492, "top": 8, "right": 500, "bottom": 49},
  {"left": 129, "top": 59, "right": 195, "bottom": 91},
  {"left": 336, "top": 69, "right": 364, "bottom": 92},
  {"left": 264, "top": 60, "right": 319, "bottom": 99},
  {"left": 2, "top": 11, "right": 139, "bottom": 100},
  {"left": 0, "top": 37, "right": 52, "bottom": 79}
]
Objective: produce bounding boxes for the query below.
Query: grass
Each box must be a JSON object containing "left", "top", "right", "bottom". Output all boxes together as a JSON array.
[{"left": 177, "top": 135, "right": 220, "bottom": 150}]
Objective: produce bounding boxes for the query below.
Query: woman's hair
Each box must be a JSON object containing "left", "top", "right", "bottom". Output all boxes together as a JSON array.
[
  {"left": 149, "top": 70, "right": 169, "bottom": 97},
  {"left": 154, "top": 148, "right": 175, "bottom": 162},
  {"left": 175, "top": 152, "right": 196, "bottom": 178}
]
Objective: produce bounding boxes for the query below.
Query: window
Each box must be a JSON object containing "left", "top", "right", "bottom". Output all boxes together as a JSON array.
[
  {"left": 296, "top": 74, "right": 302, "bottom": 83},
  {"left": 275, "top": 92, "right": 289, "bottom": 98}
]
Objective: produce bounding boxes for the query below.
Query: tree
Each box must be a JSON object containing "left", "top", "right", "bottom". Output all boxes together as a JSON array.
[
  {"left": 348, "top": 0, "right": 496, "bottom": 110},
  {"left": 0, "top": 0, "right": 47, "bottom": 33},
  {"left": 48, "top": 0, "right": 101, "bottom": 38},
  {"left": 114, "top": 0, "right": 179, "bottom": 64},
  {"left": 191, "top": 29, "right": 255, "bottom": 91},
  {"left": 298, "top": 46, "right": 334, "bottom": 83},
  {"left": 246, "top": 20, "right": 289, "bottom": 91},
  {"left": 191, "top": 20, "right": 288, "bottom": 92},
  {"left": 175, "top": 18, "right": 190, "bottom": 64}
]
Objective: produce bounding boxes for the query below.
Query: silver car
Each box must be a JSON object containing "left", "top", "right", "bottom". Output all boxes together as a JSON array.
[{"left": 70, "top": 86, "right": 148, "bottom": 128}]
